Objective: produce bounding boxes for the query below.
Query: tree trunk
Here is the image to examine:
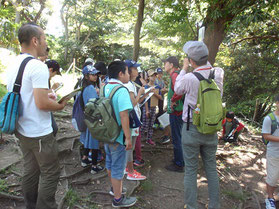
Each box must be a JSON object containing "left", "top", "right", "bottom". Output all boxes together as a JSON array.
[
  {"left": 203, "top": 19, "right": 226, "bottom": 65},
  {"left": 60, "top": 4, "right": 69, "bottom": 62},
  {"left": 133, "top": 0, "right": 145, "bottom": 62}
]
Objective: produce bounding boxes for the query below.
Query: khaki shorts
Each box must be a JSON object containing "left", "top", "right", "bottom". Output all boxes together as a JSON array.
[{"left": 266, "top": 155, "right": 279, "bottom": 187}]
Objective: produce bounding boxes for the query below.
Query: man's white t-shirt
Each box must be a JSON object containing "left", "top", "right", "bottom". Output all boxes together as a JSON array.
[
  {"left": 262, "top": 114, "right": 279, "bottom": 158},
  {"left": 124, "top": 81, "right": 141, "bottom": 136},
  {"left": 6, "top": 54, "right": 52, "bottom": 137}
]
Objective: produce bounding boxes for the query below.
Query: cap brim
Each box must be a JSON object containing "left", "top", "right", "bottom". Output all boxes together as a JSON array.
[{"left": 132, "top": 63, "right": 141, "bottom": 68}]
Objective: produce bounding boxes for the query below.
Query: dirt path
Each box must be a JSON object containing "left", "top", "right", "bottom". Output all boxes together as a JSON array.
[{"left": 0, "top": 106, "right": 275, "bottom": 209}]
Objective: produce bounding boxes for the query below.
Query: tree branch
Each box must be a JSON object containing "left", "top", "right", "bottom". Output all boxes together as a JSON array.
[
  {"left": 231, "top": 35, "right": 279, "bottom": 45},
  {"left": 34, "top": 0, "right": 46, "bottom": 23}
]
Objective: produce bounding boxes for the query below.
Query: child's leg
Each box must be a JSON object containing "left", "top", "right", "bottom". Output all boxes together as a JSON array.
[
  {"left": 146, "top": 107, "right": 156, "bottom": 141},
  {"left": 141, "top": 107, "right": 148, "bottom": 136},
  {"left": 266, "top": 155, "right": 279, "bottom": 199},
  {"left": 233, "top": 130, "right": 243, "bottom": 142},
  {"left": 135, "top": 129, "right": 142, "bottom": 161},
  {"left": 126, "top": 136, "right": 137, "bottom": 173},
  {"left": 91, "top": 149, "right": 98, "bottom": 166}
]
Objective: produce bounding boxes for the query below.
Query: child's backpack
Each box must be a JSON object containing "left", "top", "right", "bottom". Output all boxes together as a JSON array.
[
  {"left": 191, "top": 70, "right": 224, "bottom": 134},
  {"left": 84, "top": 84, "right": 124, "bottom": 143},
  {"left": 72, "top": 90, "right": 87, "bottom": 132},
  {"left": 0, "top": 57, "right": 33, "bottom": 134},
  {"left": 262, "top": 112, "right": 278, "bottom": 145}
]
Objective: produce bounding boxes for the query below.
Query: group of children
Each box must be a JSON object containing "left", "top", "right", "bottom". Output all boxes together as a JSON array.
[{"left": 44, "top": 55, "right": 250, "bottom": 208}]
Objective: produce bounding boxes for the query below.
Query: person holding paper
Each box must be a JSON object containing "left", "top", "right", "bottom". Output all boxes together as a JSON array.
[
  {"left": 6, "top": 23, "right": 68, "bottom": 209},
  {"left": 141, "top": 70, "right": 162, "bottom": 146}
]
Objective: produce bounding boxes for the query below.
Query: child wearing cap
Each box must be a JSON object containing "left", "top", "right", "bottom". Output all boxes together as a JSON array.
[
  {"left": 221, "top": 111, "right": 244, "bottom": 144},
  {"left": 79, "top": 65, "right": 104, "bottom": 174},
  {"left": 124, "top": 60, "right": 148, "bottom": 180},
  {"left": 141, "top": 70, "right": 163, "bottom": 145}
]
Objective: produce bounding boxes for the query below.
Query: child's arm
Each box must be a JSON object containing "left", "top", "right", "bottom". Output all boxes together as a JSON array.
[
  {"left": 120, "top": 110, "right": 132, "bottom": 150},
  {"left": 262, "top": 134, "right": 279, "bottom": 142}
]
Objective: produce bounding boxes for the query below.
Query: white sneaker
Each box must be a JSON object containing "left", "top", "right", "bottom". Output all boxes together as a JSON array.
[{"left": 266, "top": 198, "right": 276, "bottom": 209}]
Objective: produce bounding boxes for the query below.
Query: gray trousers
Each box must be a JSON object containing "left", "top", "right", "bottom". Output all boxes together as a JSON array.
[
  {"left": 182, "top": 123, "right": 220, "bottom": 209},
  {"left": 15, "top": 131, "right": 60, "bottom": 209}
]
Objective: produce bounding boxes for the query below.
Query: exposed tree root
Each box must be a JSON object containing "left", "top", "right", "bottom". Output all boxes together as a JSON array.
[{"left": 0, "top": 191, "right": 24, "bottom": 201}]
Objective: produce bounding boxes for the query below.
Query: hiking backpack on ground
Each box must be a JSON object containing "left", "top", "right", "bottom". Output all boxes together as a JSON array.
[
  {"left": 84, "top": 84, "right": 124, "bottom": 143},
  {"left": 0, "top": 57, "right": 33, "bottom": 134},
  {"left": 262, "top": 112, "right": 278, "bottom": 145},
  {"left": 190, "top": 70, "right": 225, "bottom": 134},
  {"left": 72, "top": 90, "right": 87, "bottom": 132}
]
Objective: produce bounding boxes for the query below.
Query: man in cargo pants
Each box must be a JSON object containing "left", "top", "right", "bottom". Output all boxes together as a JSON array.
[{"left": 6, "top": 23, "right": 68, "bottom": 209}]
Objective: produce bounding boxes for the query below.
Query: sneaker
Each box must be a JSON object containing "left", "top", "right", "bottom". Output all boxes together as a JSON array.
[
  {"left": 161, "top": 136, "right": 170, "bottom": 144},
  {"left": 124, "top": 168, "right": 128, "bottom": 175},
  {"left": 91, "top": 164, "right": 105, "bottom": 174},
  {"left": 265, "top": 198, "right": 276, "bottom": 209},
  {"left": 165, "top": 164, "right": 184, "bottom": 173},
  {"left": 127, "top": 170, "right": 146, "bottom": 181},
  {"left": 133, "top": 159, "right": 145, "bottom": 167},
  {"left": 81, "top": 158, "right": 91, "bottom": 167},
  {"left": 112, "top": 195, "right": 137, "bottom": 208},
  {"left": 109, "top": 187, "right": 127, "bottom": 196},
  {"left": 146, "top": 139, "right": 155, "bottom": 146}
]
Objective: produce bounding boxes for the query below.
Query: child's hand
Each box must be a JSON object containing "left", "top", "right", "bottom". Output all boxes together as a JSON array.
[
  {"left": 146, "top": 111, "right": 150, "bottom": 118},
  {"left": 125, "top": 137, "right": 132, "bottom": 150},
  {"left": 138, "top": 87, "right": 145, "bottom": 96}
]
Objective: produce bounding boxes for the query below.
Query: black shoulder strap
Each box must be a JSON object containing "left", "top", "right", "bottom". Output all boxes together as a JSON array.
[
  {"left": 193, "top": 71, "right": 212, "bottom": 84},
  {"left": 193, "top": 72, "right": 205, "bottom": 81},
  {"left": 13, "top": 56, "right": 34, "bottom": 93}
]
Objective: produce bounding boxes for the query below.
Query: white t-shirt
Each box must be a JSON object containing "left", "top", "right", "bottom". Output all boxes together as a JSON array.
[
  {"left": 124, "top": 81, "right": 141, "bottom": 136},
  {"left": 262, "top": 114, "right": 279, "bottom": 158},
  {"left": 6, "top": 54, "right": 52, "bottom": 137}
]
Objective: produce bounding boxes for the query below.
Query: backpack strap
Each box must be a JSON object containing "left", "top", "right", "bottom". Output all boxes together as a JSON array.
[
  {"left": 269, "top": 112, "right": 279, "bottom": 135},
  {"left": 13, "top": 56, "right": 34, "bottom": 93},
  {"left": 193, "top": 70, "right": 215, "bottom": 84},
  {"left": 187, "top": 105, "right": 191, "bottom": 130},
  {"left": 109, "top": 85, "right": 126, "bottom": 99}
]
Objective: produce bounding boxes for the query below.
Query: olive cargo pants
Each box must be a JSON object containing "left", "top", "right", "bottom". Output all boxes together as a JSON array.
[{"left": 15, "top": 131, "right": 60, "bottom": 209}]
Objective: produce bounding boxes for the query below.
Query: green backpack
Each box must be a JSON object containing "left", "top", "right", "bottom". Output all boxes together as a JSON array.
[
  {"left": 262, "top": 112, "right": 278, "bottom": 145},
  {"left": 84, "top": 84, "right": 123, "bottom": 143},
  {"left": 191, "top": 70, "right": 225, "bottom": 134}
]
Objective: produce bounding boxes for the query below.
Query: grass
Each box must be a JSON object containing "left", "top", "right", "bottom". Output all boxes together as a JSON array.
[
  {"left": 223, "top": 190, "right": 250, "bottom": 202},
  {"left": 65, "top": 188, "right": 80, "bottom": 208},
  {"left": 140, "top": 179, "right": 153, "bottom": 192},
  {"left": 0, "top": 179, "right": 9, "bottom": 193}
]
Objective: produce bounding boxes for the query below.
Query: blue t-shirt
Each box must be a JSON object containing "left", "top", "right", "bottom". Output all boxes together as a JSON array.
[
  {"left": 144, "top": 84, "right": 161, "bottom": 108},
  {"left": 104, "top": 82, "right": 133, "bottom": 145}
]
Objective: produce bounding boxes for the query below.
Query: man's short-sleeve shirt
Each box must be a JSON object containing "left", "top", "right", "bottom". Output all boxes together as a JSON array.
[
  {"left": 262, "top": 114, "right": 279, "bottom": 158},
  {"left": 104, "top": 81, "right": 133, "bottom": 144},
  {"left": 6, "top": 54, "right": 52, "bottom": 137}
]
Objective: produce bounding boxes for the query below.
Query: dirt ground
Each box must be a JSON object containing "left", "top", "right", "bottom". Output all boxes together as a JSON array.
[{"left": 0, "top": 105, "right": 277, "bottom": 209}]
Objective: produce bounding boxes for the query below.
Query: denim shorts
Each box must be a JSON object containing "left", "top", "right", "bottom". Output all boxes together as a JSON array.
[{"left": 105, "top": 142, "right": 126, "bottom": 180}]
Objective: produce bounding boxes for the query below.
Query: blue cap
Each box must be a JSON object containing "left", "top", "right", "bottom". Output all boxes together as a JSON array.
[
  {"left": 156, "top": 68, "right": 163, "bottom": 73},
  {"left": 82, "top": 65, "right": 100, "bottom": 75},
  {"left": 124, "top": 60, "right": 141, "bottom": 69}
]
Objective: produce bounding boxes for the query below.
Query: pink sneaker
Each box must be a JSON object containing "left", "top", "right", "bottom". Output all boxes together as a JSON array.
[
  {"left": 127, "top": 170, "right": 146, "bottom": 181},
  {"left": 146, "top": 139, "right": 155, "bottom": 146},
  {"left": 124, "top": 168, "right": 128, "bottom": 175}
]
